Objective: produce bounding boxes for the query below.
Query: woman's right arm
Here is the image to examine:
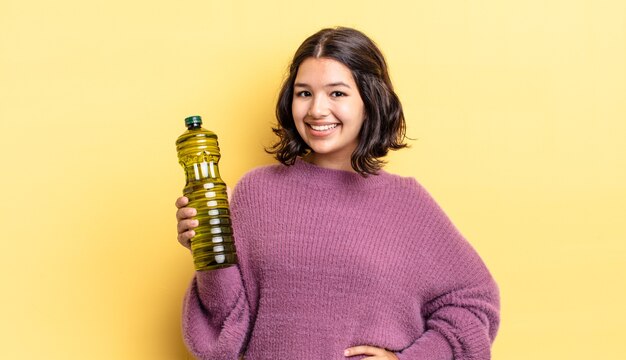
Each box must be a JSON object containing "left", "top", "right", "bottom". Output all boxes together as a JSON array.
[{"left": 176, "top": 196, "right": 249, "bottom": 360}]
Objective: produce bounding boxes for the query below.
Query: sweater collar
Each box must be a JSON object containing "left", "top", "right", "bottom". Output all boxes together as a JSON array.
[{"left": 286, "top": 157, "right": 392, "bottom": 190}]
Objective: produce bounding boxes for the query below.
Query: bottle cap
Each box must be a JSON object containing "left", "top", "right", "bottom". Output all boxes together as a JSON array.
[{"left": 185, "top": 115, "right": 202, "bottom": 127}]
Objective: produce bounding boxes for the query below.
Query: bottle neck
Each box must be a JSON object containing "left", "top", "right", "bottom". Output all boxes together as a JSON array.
[{"left": 187, "top": 124, "right": 202, "bottom": 130}]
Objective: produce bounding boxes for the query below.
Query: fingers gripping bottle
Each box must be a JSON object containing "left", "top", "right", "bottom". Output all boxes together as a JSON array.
[{"left": 176, "top": 115, "right": 237, "bottom": 271}]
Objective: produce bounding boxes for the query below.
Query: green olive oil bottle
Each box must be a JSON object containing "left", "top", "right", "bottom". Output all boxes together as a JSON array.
[{"left": 176, "top": 115, "right": 237, "bottom": 271}]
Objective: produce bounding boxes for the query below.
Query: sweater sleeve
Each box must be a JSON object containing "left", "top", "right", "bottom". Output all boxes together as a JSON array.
[
  {"left": 182, "top": 266, "right": 249, "bottom": 360},
  {"left": 396, "top": 277, "right": 500, "bottom": 360},
  {"left": 397, "top": 182, "right": 500, "bottom": 360},
  {"left": 182, "top": 172, "right": 257, "bottom": 359}
]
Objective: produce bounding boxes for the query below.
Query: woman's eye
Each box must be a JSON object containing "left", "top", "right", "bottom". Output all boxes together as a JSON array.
[
  {"left": 331, "top": 91, "right": 345, "bottom": 97},
  {"left": 296, "top": 91, "right": 311, "bottom": 97}
]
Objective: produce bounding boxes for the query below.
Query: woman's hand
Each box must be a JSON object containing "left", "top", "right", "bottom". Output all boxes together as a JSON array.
[
  {"left": 175, "top": 196, "right": 197, "bottom": 250},
  {"left": 175, "top": 187, "right": 231, "bottom": 250},
  {"left": 344, "top": 346, "right": 399, "bottom": 359}
]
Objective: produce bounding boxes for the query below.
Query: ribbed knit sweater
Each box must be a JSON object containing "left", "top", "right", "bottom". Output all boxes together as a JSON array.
[{"left": 182, "top": 158, "right": 500, "bottom": 360}]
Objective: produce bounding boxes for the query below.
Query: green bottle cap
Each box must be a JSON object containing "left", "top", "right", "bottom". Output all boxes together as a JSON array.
[{"left": 185, "top": 115, "right": 202, "bottom": 127}]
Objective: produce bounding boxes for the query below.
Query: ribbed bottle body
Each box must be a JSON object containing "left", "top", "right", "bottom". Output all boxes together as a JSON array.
[{"left": 176, "top": 120, "right": 237, "bottom": 271}]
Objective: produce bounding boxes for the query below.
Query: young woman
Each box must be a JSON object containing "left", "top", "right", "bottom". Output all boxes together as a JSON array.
[{"left": 175, "top": 27, "right": 500, "bottom": 360}]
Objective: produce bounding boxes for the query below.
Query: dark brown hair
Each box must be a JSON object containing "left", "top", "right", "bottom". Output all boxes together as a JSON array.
[{"left": 266, "top": 26, "right": 408, "bottom": 176}]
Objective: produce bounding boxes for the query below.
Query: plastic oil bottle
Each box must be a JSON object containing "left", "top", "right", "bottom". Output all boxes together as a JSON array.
[{"left": 176, "top": 115, "right": 237, "bottom": 271}]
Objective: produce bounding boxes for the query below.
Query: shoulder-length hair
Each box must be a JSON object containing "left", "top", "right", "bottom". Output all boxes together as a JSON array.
[{"left": 266, "top": 26, "right": 408, "bottom": 176}]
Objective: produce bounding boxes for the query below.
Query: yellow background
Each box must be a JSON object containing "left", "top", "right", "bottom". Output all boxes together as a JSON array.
[{"left": 1, "top": 0, "right": 624, "bottom": 358}]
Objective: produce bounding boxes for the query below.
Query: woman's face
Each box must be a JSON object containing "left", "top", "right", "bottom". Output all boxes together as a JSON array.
[{"left": 292, "top": 57, "right": 365, "bottom": 169}]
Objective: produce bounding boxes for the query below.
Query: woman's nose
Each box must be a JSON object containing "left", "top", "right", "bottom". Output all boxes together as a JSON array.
[{"left": 307, "top": 95, "right": 330, "bottom": 118}]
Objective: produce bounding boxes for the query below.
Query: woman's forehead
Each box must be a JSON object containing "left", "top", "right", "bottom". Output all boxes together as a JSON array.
[{"left": 294, "top": 57, "right": 356, "bottom": 86}]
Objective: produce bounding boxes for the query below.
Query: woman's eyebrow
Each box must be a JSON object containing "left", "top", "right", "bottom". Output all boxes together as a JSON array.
[{"left": 293, "top": 82, "right": 351, "bottom": 88}]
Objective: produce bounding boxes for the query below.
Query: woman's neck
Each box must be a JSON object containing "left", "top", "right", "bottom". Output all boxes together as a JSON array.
[{"left": 302, "top": 153, "right": 356, "bottom": 173}]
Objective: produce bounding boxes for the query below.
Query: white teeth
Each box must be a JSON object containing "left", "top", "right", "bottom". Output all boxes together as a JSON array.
[{"left": 310, "top": 123, "right": 338, "bottom": 131}]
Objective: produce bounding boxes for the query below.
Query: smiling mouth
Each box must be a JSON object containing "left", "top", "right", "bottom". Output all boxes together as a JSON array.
[{"left": 307, "top": 123, "right": 339, "bottom": 131}]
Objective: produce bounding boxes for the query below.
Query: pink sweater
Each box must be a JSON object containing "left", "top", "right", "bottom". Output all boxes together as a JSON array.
[{"left": 182, "top": 158, "right": 500, "bottom": 359}]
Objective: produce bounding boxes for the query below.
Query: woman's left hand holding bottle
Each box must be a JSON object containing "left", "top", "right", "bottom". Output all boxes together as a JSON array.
[
  {"left": 175, "top": 187, "right": 231, "bottom": 250},
  {"left": 175, "top": 196, "right": 198, "bottom": 250}
]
